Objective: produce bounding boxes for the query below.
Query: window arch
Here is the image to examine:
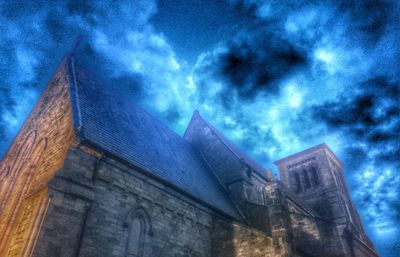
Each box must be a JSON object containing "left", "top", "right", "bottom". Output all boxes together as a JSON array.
[
  {"left": 124, "top": 208, "right": 152, "bottom": 257},
  {"left": 294, "top": 172, "right": 302, "bottom": 193},
  {"left": 303, "top": 168, "right": 311, "bottom": 189},
  {"left": 310, "top": 166, "right": 320, "bottom": 187}
]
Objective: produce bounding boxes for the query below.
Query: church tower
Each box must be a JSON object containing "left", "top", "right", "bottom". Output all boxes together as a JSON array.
[{"left": 274, "top": 144, "right": 375, "bottom": 253}]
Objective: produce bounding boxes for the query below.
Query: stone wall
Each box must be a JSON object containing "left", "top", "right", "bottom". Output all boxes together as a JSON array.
[
  {"left": 263, "top": 182, "right": 295, "bottom": 257},
  {"left": 0, "top": 59, "right": 75, "bottom": 256},
  {"left": 33, "top": 146, "right": 283, "bottom": 257},
  {"left": 288, "top": 200, "right": 320, "bottom": 244},
  {"left": 212, "top": 219, "right": 275, "bottom": 257},
  {"left": 286, "top": 198, "right": 334, "bottom": 257}
]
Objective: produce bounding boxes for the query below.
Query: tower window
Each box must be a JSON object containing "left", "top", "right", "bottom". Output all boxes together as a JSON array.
[
  {"left": 311, "top": 166, "right": 320, "bottom": 186},
  {"left": 294, "top": 172, "right": 302, "bottom": 193},
  {"left": 303, "top": 169, "right": 311, "bottom": 188}
]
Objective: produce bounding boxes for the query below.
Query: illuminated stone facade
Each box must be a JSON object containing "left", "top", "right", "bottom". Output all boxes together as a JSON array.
[
  {"left": 0, "top": 56, "right": 379, "bottom": 257},
  {"left": 0, "top": 59, "right": 74, "bottom": 256}
]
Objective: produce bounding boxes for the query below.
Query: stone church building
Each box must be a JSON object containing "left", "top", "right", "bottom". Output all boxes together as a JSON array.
[{"left": 0, "top": 55, "right": 379, "bottom": 257}]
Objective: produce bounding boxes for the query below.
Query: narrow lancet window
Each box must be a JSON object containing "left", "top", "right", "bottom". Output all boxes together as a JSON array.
[
  {"left": 295, "top": 172, "right": 302, "bottom": 193},
  {"left": 304, "top": 169, "right": 311, "bottom": 188},
  {"left": 126, "top": 217, "right": 144, "bottom": 257},
  {"left": 311, "top": 166, "right": 320, "bottom": 186},
  {"left": 125, "top": 208, "right": 151, "bottom": 257}
]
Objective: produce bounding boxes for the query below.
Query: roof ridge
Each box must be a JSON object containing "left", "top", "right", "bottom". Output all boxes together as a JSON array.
[
  {"left": 206, "top": 121, "right": 243, "bottom": 160},
  {"left": 183, "top": 109, "right": 200, "bottom": 138}
]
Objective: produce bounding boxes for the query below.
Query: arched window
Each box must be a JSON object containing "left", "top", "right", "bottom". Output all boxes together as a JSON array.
[
  {"left": 310, "top": 166, "right": 320, "bottom": 187},
  {"left": 294, "top": 172, "right": 302, "bottom": 193},
  {"left": 303, "top": 169, "right": 311, "bottom": 189},
  {"left": 127, "top": 217, "right": 143, "bottom": 257},
  {"left": 125, "top": 208, "right": 152, "bottom": 257}
]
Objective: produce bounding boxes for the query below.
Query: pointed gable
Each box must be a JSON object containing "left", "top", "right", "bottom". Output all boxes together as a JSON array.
[{"left": 184, "top": 111, "right": 267, "bottom": 180}]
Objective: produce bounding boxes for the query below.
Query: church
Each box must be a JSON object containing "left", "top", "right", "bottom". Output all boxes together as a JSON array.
[{"left": 0, "top": 55, "right": 379, "bottom": 257}]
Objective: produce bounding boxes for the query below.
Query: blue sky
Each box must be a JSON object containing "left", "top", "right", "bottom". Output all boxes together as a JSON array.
[{"left": 0, "top": 1, "right": 399, "bottom": 255}]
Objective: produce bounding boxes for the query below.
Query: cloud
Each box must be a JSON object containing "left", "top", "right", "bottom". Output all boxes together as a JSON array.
[{"left": 316, "top": 77, "right": 399, "bottom": 138}]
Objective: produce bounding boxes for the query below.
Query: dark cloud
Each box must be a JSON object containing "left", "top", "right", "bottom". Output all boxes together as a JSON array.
[
  {"left": 337, "top": 0, "right": 394, "bottom": 43},
  {"left": 314, "top": 77, "right": 399, "bottom": 148},
  {"left": 216, "top": 32, "right": 308, "bottom": 99},
  {"left": 312, "top": 76, "right": 400, "bottom": 177}
]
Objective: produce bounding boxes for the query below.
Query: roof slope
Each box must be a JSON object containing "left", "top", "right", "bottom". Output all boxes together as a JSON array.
[
  {"left": 186, "top": 111, "right": 267, "bottom": 179},
  {"left": 66, "top": 57, "right": 242, "bottom": 220}
]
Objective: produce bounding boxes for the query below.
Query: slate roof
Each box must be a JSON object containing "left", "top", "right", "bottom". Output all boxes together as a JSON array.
[{"left": 66, "top": 57, "right": 243, "bottom": 220}]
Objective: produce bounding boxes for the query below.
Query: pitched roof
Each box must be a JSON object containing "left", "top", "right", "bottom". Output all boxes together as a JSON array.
[
  {"left": 187, "top": 111, "right": 267, "bottom": 179},
  {"left": 65, "top": 57, "right": 243, "bottom": 220}
]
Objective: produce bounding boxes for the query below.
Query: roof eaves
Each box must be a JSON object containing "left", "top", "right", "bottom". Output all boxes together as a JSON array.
[{"left": 79, "top": 138, "right": 244, "bottom": 222}]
